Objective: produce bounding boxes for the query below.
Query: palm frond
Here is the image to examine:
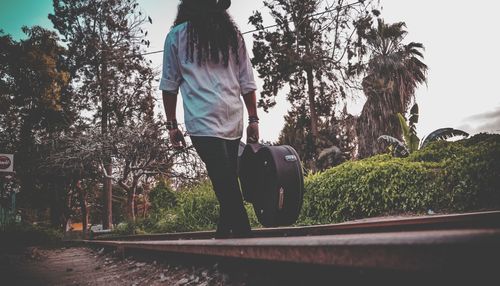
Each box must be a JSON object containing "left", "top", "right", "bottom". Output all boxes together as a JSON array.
[
  {"left": 406, "top": 42, "right": 426, "bottom": 58},
  {"left": 408, "top": 134, "right": 420, "bottom": 153},
  {"left": 407, "top": 42, "right": 425, "bottom": 50},
  {"left": 407, "top": 103, "right": 420, "bottom": 152},
  {"left": 397, "top": 113, "right": 410, "bottom": 144},
  {"left": 420, "top": 128, "right": 469, "bottom": 149},
  {"left": 409, "top": 103, "right": 419, "bottom": 125}
]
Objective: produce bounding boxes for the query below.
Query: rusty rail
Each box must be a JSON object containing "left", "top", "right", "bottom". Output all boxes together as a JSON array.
[
  {"left": 85, "top": 211, "right": 500, "bottom": 271},
  {"left": 92, "top": 210, "right": 500, "bottom": 241}
]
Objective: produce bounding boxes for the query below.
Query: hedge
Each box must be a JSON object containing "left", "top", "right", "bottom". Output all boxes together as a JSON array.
[
  {"left": 131, "top": 180, "right": 259, "bottom": 234},
  {"left": 122, "top": 134, "right": 499, "bottom": 234},
  {"left": 297, "top": 133, "right": 500, "bottom": 225}
]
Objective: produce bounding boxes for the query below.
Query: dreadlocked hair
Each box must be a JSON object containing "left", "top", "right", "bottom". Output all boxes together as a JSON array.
[{"left": 173, "top": 0, "right": 240, "bottom": 66}]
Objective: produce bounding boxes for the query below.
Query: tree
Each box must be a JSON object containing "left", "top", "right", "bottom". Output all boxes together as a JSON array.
[
  {"left": 49, "top": 0, "right": 154, "bottom": 228},
  {"left": 356, "top": 19, "right": 428, "bottom": 158},
  {"left": 378, "top": 103, "right": 469, "bottom": 157},
  {"left": 39, "top": 122, "right": 102, "bottom": 233},
  {"left": 278, "top": 104, "right": 357, "bottom": 170},
  {"left": 250, "top": 0, "right": 376, "bottom": 169},
  {"left": 0, "top": 27, "right": 76, "bottom": 227},
  {"left": 112, "top": 122, "right": 205, "bottom": 221},
  {"left": 45, "top": 121, "right": 205, "bottom": 222}
]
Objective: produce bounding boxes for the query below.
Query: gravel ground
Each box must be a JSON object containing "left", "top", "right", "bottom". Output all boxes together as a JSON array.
[
  {"left": 0, "top": 245, "right": 396, "bottom": 286},
  {"left": 0, "top": 246, "right": 247, "bottom": 286},
  {"left": 1, "top": 244, "right": 493, "bottom": 286}
]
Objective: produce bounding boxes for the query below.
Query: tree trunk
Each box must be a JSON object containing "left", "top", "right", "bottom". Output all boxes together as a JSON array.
[
  {"left": 64, "top": 186, "right": 74, "bottom": 232},
  {"left": 306, "top": 69, "right": 319, "bottom": 141},
  {"left": 101, "top": 59, "right": 113, "bottom": 230},
  {"left": 65, "top": 217, "right": 72, "bottom": 232},
  {"left": 119, "top": 178, "right": 138, "bottom": 222},
  {"left": 102, "top": 160, "right": 112, "bottom": 229},
  {"left": 49, "top": 187, "right": 62, "bottom": 228},
  {"left": 357, "top": 88, "right": 403, "bottom": 158},
  {"left": 50, "top": 182, "right": 67, "bottom": 229},
  {"left": 75, "top": 180, "right": 89, "bottom": 235},
  {"left": 142, "top": 192, "right": 149, "bottom": 219},
  {"left": 306, "top": 67, "right": 319, "bottom": 172},
  {"left": 127, "top": 188, "right": 136, "bottom": 222}
]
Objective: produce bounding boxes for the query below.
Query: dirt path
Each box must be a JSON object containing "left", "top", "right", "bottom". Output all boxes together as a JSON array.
[
  {"left": 3, "top": 243, "right": 472, "bottom": 286},
  {"left": 0, "top": 246, "right": 239, "bottom": 286}
]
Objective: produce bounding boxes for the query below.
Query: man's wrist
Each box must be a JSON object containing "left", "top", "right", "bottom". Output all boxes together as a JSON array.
[
  {"left": 166, "top": 119, "right": 178, "bottom": 130},
  {"left": 248, "top": 115, "right": 259, "bottom": 124}
]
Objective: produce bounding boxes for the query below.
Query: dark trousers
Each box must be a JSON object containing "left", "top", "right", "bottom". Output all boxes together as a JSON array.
[{"left": 191, "top": 136, "right": 251, "bottom": 238}]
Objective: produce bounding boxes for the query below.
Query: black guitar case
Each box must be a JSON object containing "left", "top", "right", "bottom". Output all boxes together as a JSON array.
[{"left": 238, "top": 143, "right": 304, "bottom": 227}]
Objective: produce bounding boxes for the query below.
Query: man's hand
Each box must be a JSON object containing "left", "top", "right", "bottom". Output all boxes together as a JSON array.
[
  {"left": 246, "top": 122, "right": 259, "bottom": 144},
  {"left": 169, "top": 128, "right": 187, "bottom": 150}
]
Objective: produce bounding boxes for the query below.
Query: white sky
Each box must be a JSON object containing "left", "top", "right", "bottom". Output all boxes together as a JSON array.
[
  {"left": 5, "top": 0, "right": 498, "bottom": 142},
  {"left": 379, "top": 0, "right": 500, "bottom": 137},
  {"left": 139, "top": 0, "right": 500, "bottom": 142}
]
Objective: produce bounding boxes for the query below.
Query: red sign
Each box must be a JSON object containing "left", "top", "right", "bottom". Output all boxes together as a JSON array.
[{"left": 0, "top": 156, "right": 11, "bottom": 170}]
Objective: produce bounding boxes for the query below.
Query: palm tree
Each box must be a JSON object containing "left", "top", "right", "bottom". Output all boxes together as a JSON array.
[{"left": 357, "top": 19, "right": 428, "bottom": 158}]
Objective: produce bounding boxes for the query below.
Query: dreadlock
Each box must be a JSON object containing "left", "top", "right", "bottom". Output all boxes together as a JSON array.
[{"left": 173, "top": 0, "right": 240, "bottom": 66}]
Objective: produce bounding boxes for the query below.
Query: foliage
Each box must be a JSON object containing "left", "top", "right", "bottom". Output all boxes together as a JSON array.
[
  {"left": 114, "top": 219, "right": 147, "bottom": 235},
  {"left": 49, "top": 0, "right": 155, "bottom": 119},
  {"left": 400, "top": 103, "right": 420, "bottom": 152},
  {"left": 250, "top": 0, "right": 377, "bottom": 169},
  {"left": 420, "top": 128, "right": 470, "bottom": 149},
  {"left": 172, "top": 180, "right": 222, "bottom": 232},
  {"left": 116, "top": 134, "right": 500, "bottom": 233},
  {"left": 0, "top": 27, "right": 77, "bottom": 227},
  {"left": 120, "top": 180, "right": 260, "bottom": 234},
  {"left": 44, "top": 121, "right": 205, "bottom": 223},
  {"left": 357, "top": 19, "right": 428, "bottom": 158},
  {"left": 49, "top": 0, "right": 156, "bottom": 228},
  {"left": 377, "top": 135, "right": 409, "bottom": 157},
  {"left": 149, "top": 181, "right": 177, "bottom": 212},
  {"left": 1, "top": 0, "right": 206, "bottom": 231},
  {"left": 0, "top": 27, "right": 74, "bottom": 146},
  {"left": 298, "top": 134, "right": 500, "bottom": 225},
  {"left": 378, "top": 103, "right": 469, "bottom": 157}
]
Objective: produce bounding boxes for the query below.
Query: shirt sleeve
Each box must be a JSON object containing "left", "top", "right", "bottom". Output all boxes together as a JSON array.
[
  {"left": 238, "top": 35, "right": 258, "bottom": 95},
  {"left": 159, "top": 31, "right": 182, "bottom": 93}
]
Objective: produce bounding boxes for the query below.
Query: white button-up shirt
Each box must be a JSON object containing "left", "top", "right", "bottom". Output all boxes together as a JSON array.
[{"left": 160, "top": 22, "right": 257, "bottom": 140}]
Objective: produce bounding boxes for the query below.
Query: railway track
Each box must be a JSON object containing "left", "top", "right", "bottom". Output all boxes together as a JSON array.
[{"left": 85, "top": 211, "right": 500, "bottom": 273}]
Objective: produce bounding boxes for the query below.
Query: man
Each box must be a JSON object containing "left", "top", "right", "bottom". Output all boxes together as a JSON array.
[{"left": 160, "top": 0, "right": 259, "bottom": 238}]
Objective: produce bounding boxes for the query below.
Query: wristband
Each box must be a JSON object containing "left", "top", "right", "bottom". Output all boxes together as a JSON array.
[
  {"left": 248, "top": 116, "right": 259, "bottom": 124},
  {"left": 166, "top": 119, "right": 178, "bottom": 131}
]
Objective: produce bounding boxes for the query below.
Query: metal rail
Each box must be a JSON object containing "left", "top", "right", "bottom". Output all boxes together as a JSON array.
[
  {"left": 86, "top": 228, "right": 500, "bottom": 271},
  {"left": 85, "top": 211, "right": 500, "bottom": 271},
  {"left": 92, "top": 210, "right": 500, "bottom": 241}
]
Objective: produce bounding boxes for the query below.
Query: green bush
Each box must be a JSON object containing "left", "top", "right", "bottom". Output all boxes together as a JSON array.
[
  {"left": 139, "top": 179, "right": 260, "bottom": 234},
  {"left": 121, "top": 134, "right": 499, "bottom": 233},
  {"left": 171, "top": 180, "right": 220, "bottom": 232},
  {"left": 149, "top": 180, "right": 177, "bottom": 211},
  {"left": 298, "top": 134, "right": 500, "bottom": 225},
  {"left": 114, "top": 219, "right": 148, "bottom": 235}
]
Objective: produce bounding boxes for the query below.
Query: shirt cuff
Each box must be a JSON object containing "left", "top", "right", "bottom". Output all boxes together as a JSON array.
[
  {"left": 159, "top": 77, "right": 180, "bottom": 92},
  {"left": 240, "top": 82, "right": 258, "bottom": 95}
]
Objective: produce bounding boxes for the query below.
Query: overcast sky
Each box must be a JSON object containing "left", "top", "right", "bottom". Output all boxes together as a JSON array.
[{"left": 1, "top": 0, "right": 499, "bottom": 142}]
